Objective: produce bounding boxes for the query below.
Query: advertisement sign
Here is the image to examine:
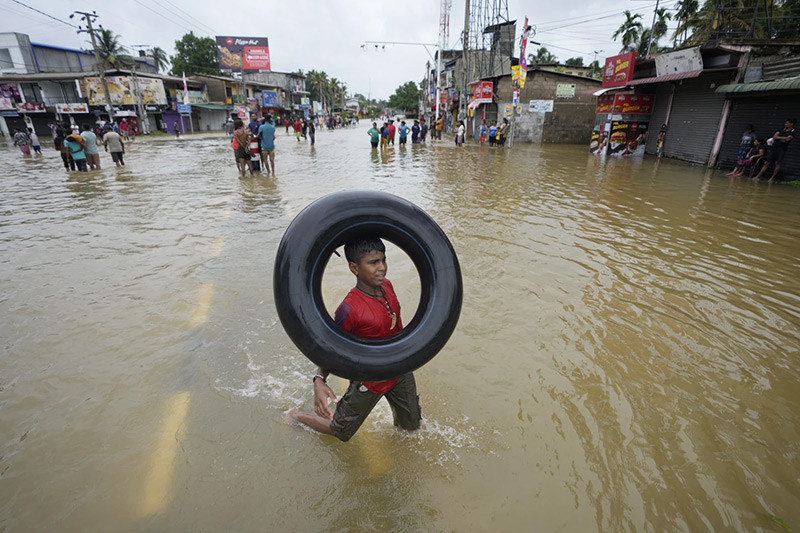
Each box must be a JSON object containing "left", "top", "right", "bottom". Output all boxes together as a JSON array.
[
  {"left": 216, "top": 36, "right": 271, "bottom": 72},
  {"left": 177, "top": 103, "right": 192, "bottom": 114},
  {"left": 602, "top": 52, "right": 636, "bottom": 88},
  {"left": 262, "top": 90, "right": 279, "bottom": 107},
  {"left": 0, "top": 83, "right": 20, "bottom": 99},
  {"left": 55, "top": 103, "right": 89, "bottom": 114},
  {"left": 520, "top": 16, "right": 530, "bottom": 72},
  {"left": 16, "top": 102, "right": 46, "bottom": 113},
  {"left": 0, "top": 97, "right": 13, "bottom": 110},
  {"left": 607, "top": 120, "right": 649, "bottom": 157},
  {"left": 235, "top": 105, "right": 248, "bottom": 119},
  {"left": 556, "top": 84, "right": 576, "bottom": 98},
  {"left": 84, "top": 77, "right": 167, "bottom": 105},
  {"left": 655, "top": 47, "right": 702, "bottom": 77},
  {"left": 589, "top": 126, "right": 608, "bottom": 154},
  {"left": 596, "top": 94, "right": 615, "bottom": 113},
  {"left": 173, "top": 89, "right": 208, "bottom": 104},
  {"left": 471, "top": 81, "right": 493, "bottom": 104},
  {"left": 529, "top": 100, "right": 554, "bottom": 113},
  {"left": 613, "top": 94, "right": 654, "bottom": 114}
]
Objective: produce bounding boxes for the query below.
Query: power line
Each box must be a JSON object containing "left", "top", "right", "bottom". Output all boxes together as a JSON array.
[
  {"left": 9, "top": 0, "right": 78, "bottom": 28},
  {"left": 159, "top": 0, "right": 218, "bottom": 36},
  {"left": 130, "top": 0, "right": 199, "bottom": 35}
]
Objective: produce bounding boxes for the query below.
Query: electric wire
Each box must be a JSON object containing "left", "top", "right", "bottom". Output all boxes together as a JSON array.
[{"left": 8, "top": 0, "right": 78, "bottom": 29}]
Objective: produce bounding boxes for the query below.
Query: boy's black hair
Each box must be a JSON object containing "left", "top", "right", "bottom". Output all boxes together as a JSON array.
[{"left": 344, "top": 237, "right": 385, "bottom": 264}]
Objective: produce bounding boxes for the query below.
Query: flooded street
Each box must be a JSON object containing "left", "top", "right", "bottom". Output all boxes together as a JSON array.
[{"left": 1, "top": 126, "right": 799, "bottom": 531}]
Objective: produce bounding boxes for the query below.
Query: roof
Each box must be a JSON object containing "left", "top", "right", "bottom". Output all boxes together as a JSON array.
[
  {"left": 716, "top": 78, "right": 800, "bottom": 93},
  {"left": 626, "top": 70, "right": 703, "bottom": 86}
]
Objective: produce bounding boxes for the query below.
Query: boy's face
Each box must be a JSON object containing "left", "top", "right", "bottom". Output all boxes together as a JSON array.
[{"left": 349, "top": 250, "right": 387, "bottom": 292}]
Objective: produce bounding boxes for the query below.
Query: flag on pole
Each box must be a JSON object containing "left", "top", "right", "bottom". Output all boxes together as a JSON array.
[{"left": 182, "top": 72, "right": 190, "bottom": 105}]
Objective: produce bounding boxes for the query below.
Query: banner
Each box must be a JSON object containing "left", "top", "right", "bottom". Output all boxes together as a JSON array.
[
  {"left": 471, "top": 81, "right": 493, "bottom": 104},
  {"left": 602, "top": 52, "right": 636, "bottom": 88},
  {"left": 172, "top": 89, "right": 209, "bottom": 104},
  {"left": 0, "top": 83, "right": 20, "bottom": 99},
  {"left": 0, "top": 96, "right": 13, "bottom": 110},
  {"left": 55, "top": 103, "right": 89, "bottom": 114},
  {"left": 589, "top": 127, "right": 608, "bottom": 154},
  {"left": 262, "top": 90, "right": 279, "bottom": 107},
  {"left": 84, "top": 77, "right": 167, "bottom": 105},
  {"left": 16, "top": 102, "right": 46, "bottom": 113},
  {"left": 595, "top": 94, "right": 615, "bottom": 113},
  {"left": 607, "top": 120, "right": 649, "bottom": 157},
  {"left": 612, "top": 94, "right": 654, "bottom": 114},
  {"left": 520, "top": 16, "right": 530, "bottom": 73},
  {"left": 216, "top": 36, "right": 270, "bottom": 72},
  {"left": 529, "top": 100, "right": 553, "bottom": 113}
]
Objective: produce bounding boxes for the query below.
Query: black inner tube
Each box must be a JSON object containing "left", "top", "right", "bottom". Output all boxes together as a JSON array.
[{"left": 273, "top": 190, "right": 462, "bottom": 381}]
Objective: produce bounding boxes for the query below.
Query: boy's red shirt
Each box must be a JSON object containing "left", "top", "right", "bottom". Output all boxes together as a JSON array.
[{"left": 334, "top": 279, "right": 402, "bottom": 394}]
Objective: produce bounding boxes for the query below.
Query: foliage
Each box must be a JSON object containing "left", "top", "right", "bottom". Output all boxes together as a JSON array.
[
  {"left": 307, "top": 69, "right": 348, "bottom": 110},
  {"left": 531, "top": 47, "right": 558, "bottom": 64},
  {"left": 95, "top": 29, "right": 131, "bottom": 71},
  {"left": 587, "top": 60, "right": 602, "bottom": 78},
  {"left": 388, "top": 81, "right": 421, "bottom": 111},
  {"left": 672, "top": 0, "right": 700, "bottom": 43},
  {"left": 670, "top": 0, "right": 800, "bottom": 45},
  {"left": 150, "top": 46, "right": 169, "bottom": 73},
  {"left": 564, "top": 57, "right": 585, "bottom": 67},
  {"left": 775, "top": 0, "right": 800, "bottom": 39},
  {"left": 169, "top": 32, "right": 219, "bottom": 76},
  {"left": 612, "top": 11, "right": 644, "bottom": 53}
]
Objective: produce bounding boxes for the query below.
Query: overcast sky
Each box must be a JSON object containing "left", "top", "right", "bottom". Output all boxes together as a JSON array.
[{"left": 4, "top": 0, "right": 680, "bottom": 99}]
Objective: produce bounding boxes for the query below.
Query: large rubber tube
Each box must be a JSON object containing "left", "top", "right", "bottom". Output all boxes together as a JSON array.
[{"left": 273, "top": 190, "right": 462, "bottom": 381}]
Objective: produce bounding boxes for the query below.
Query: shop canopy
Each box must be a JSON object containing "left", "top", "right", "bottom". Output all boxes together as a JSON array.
[
  {"left": 715, "top": 78, "right": 800, "bottom": 94},
  {"left": 192, "top": 103, "right": 233, "bottom": 111}
]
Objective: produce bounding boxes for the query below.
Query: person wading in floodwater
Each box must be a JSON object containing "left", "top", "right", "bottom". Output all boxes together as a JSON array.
[{"left": 287, "top": 236, "right": 422, "bottom": 441}]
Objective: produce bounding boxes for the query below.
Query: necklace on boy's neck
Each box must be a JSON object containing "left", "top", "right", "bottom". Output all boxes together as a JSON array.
[{"left": 356, "top": 285, "right": 397, "bottom": 329}]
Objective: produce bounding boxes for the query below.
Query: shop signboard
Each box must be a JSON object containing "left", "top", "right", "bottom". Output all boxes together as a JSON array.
[
  {"left": 173, "top": 89, "right": 208, "bottom": 104},
  {"left": 602, "top": 52, "right": 636, "bottom": 88},
  {"left": 235, "top": 105, "right": 248, "bottom": 119},
  {"left": 16, "top": 102, "right": 46, "bottom": 113},
  {"left": 1, "top": 110, "right": 20, "bottom": 117},
  {"left": 84, "top": 77, "right": 167, "bottom": 105},
  {"left": 612, "top": 94, "right": 654, "bottom": 114},
  {"left": 471, "top": 81, "right": 493, "bottom": 104},
  {"left": 556, "top": 84, "right": 576, "bottom": 98},
  {"left": 0, "top": 97, "right": 13, "bottom": 110},
  {"left": 595, "top": 94, "right": 615, "bottom": 113},
  {"left": 529, "top": 100, "right": 554, "bottom": 113},
  {"left": 216, "top": 36, "right": 270, "bottom": 72},
  {"left": 177, "top": 103, "right": 192, "bottom": 114},
  {"left": 55, "top": 103, "right": 89, "bottom": 114},
  {"left": 655, "top": 47, "right": 702, "bottom": 77},
  {"left": 607, "top": 120, "right": 649, "bottom": 157},
  {"left": 262, "top": 90, "right": 279, "bottom": 107}
]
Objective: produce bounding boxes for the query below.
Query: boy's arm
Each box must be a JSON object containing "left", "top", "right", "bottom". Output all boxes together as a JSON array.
[{"left": 312, "top": 367, "right": 337, "bottom": 419}]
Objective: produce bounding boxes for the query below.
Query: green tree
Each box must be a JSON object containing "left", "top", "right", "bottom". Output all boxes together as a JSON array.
[
  {"left": 672, "top": 0, "right": 700, "bottom": 44},
  {"left": 531, "top": 47, "right": 558, "bottom": 64},
  {"left": 150, "top": 46, "right": 169, "bottom": 73},
  {"left": 612, "top": 11, "right": 644, "bottom": 53},
  {"left": 388, "top": 81, "right": 421, "bottom": 111},
  {"left": 587, "top": 59, "right": 601, "bottom": 78},
  {"left": 170, "top": 32, "right": 219, "bottom": 76},
  {"left": 96, "top": 29, "right": 131, "bottom": 70},
  {"left": 775, "top": 0, "right": 800, "bottom": 38},
  {"left": 564, "top": 57, "right": 585, "bottom": 67}
]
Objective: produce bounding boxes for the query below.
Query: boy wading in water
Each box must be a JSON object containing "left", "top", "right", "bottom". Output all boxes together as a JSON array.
[{"left": 287, "top": 237, "right": 422, "bottom": 441}]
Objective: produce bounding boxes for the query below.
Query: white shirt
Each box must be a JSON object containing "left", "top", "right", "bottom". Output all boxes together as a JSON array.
[{"left": 457, "top": 124, "right": 465, "bottom": 137}]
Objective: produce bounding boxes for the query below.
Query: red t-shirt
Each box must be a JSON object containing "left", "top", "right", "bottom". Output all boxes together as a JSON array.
[
  {"left": 334, "top": 279, "right": 402, "bottom": 394},
  {"left": 387, "top": 124, "right": 396, "bottom": 138}
]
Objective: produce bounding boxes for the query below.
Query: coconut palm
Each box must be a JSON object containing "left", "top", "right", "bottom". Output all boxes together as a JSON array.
[
  {"left": 672, "top": 0, "right": 700, "bottom": 44},
  {"left": 612, "top": 11, "right": 644, "bottom": 53},
  {"left": 150, "top": 46, "right": 169, "bottom": 73},
  {"left": 95, "top": 29, "right": 131, "bottom": 71}
]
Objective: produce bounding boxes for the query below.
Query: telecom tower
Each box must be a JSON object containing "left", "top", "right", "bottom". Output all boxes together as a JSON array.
[{"left": 466, "top": 0, "right": 513, "bottom": 82}]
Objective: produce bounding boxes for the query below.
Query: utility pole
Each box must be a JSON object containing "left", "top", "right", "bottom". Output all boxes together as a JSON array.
[
  {"left": 437, "top": 0, "right": 451, "bottom": 135},
  {"left": 72, "top": 11, "right": 114, "bottom": 121},
  {"left": 460, "top": 0, "right": 470, "bottom": 127}
]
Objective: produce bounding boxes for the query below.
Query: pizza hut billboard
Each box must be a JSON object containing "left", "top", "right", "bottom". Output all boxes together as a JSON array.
[
  {"left": 216, "top": 36, "right": 271, "bottom": 73},
  {"left": 602, "top": 52, "right": 636, "bottom": 88}
]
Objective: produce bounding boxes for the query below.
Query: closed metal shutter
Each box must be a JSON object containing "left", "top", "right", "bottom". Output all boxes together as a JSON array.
[
  {"left": 662, "top": 72, "right": 732, "bottom": 164},
  {"left": 717, "top": 95, "right": 800, "bottom": 178},
  {"left": 644, "top": 84, "right": 672, "bottom": 154}
]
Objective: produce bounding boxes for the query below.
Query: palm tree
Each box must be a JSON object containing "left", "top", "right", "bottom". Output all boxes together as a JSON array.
[
  {"left": 150, "top": 46, "right": 169, "bottom": 73},
  {"left": 672, "top": 0, "right": 699, "bottom": 44},
  {"left": 531, "top": 47, "right": 557, "bottom": 64},
  {"left": 612, "top": 11, "right": 644, "bottom": 53},
  {"left": 307, "top": 69, "right": 328, "bottom": 109},
  {"left": 95, "top": 29, "right": 131, "bottom": 71}
]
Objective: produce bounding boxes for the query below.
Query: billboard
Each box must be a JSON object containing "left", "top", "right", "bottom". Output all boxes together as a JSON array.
[
  {"left": 216, "top": 36, "right": 271, "bottom": 72},
  {"left": 607, "top": 120, "right": 649, "bottom": 157},
  {"left": 262, "top": 90, "right": 279, "bottom": 107},
  {"left": 84, "top": 77, "right": 167, "bottom": 105},
  {"left": 655, "top": 47, "right": 702, "bottom": 77},
  {"left": 0, "top": 83, "right": 20, "bottom": 99},
  {"left": 55, "top": 103, "right": 89, "bottom": 114},
  {"left": 602, "top": 52, "right": 636, "bottom": 88},
  {"left": 16, "top": 102, "right": 46, "bottom": 113},
  {"left": 471, "top": 81, "right": 493, "bottom": 104}
]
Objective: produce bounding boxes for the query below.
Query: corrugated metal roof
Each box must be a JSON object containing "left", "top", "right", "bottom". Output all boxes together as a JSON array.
[
  {"left": 716, "top": 78, "right": 800, "bottom": 93},
  {"left": 626, "top": 70, "right": 703, "bottom": 86}
]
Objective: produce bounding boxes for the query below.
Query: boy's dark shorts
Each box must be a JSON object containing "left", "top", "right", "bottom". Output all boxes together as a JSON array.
[
  {"left": 330, "top": 372, "right": 421, "bottom": 442},
  {"left": 767, "top": 145, "right": 787, "bottom": 163},
  {"left": 110, "top": 151, "right": 124, "bottom": 163}
]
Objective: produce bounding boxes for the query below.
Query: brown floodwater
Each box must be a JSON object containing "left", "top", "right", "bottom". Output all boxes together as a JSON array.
[{"left": 1, "top": 126, "right": 799, "bottom": 531}]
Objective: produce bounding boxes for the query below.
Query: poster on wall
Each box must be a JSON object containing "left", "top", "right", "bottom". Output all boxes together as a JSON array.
[
  {"left": 556, "top": 84, "right": 576, "bottom": 98},
  {"left": 0, "top": 97, "right": 14, "bottom": 110},
  {"left": 262, "top": 90, "right": 278, "bottom": 107},
  {"left": 216, "top": 36, "right": 270, "bottom": 72},
  {"left": 0, "top": 83, "right": 20, "bottom": 99},
  {"left": 529, "top": 100, "right": 554, "bottom": 113},
  {"left": 16, "top": 102, "right": 46, "bottom": 113},
  {"left": 607, "top": 121, "right": 649, "bottom": 157},
  {"left": 589, "top": 126, "right": 609, "bottom": 154}
]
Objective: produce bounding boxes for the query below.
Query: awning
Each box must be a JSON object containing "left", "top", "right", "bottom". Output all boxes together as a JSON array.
[
  {"left": 192, "top": 103, "right": 232, "bottom": 111},
  {"left": 715, "top": 78, "right": 800, "bottom": 94},
  {"left": 625, "top": 70, "right": 703, "bottom": 86},
  {"left": 592, "top": 86, "right": 626, "bottom": 96}
]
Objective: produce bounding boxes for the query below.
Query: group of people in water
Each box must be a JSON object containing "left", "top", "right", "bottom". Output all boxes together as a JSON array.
[
  {"left": 726, "top": 119, "right": 796, "bottom": 181},
  {"left": 365, "top": 115, "right": 511, "bottom": 149}
]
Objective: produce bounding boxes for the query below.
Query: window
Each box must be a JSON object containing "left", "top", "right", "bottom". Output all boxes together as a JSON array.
[
  {"left": 0, "top": 48, "right": 13, "bottom": 70},
  {"left": 60, "top": 81, "right": 80, "bottom": 102},
  {"left": 20, "top": 83, "right": 43, "bottom": 102}
]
